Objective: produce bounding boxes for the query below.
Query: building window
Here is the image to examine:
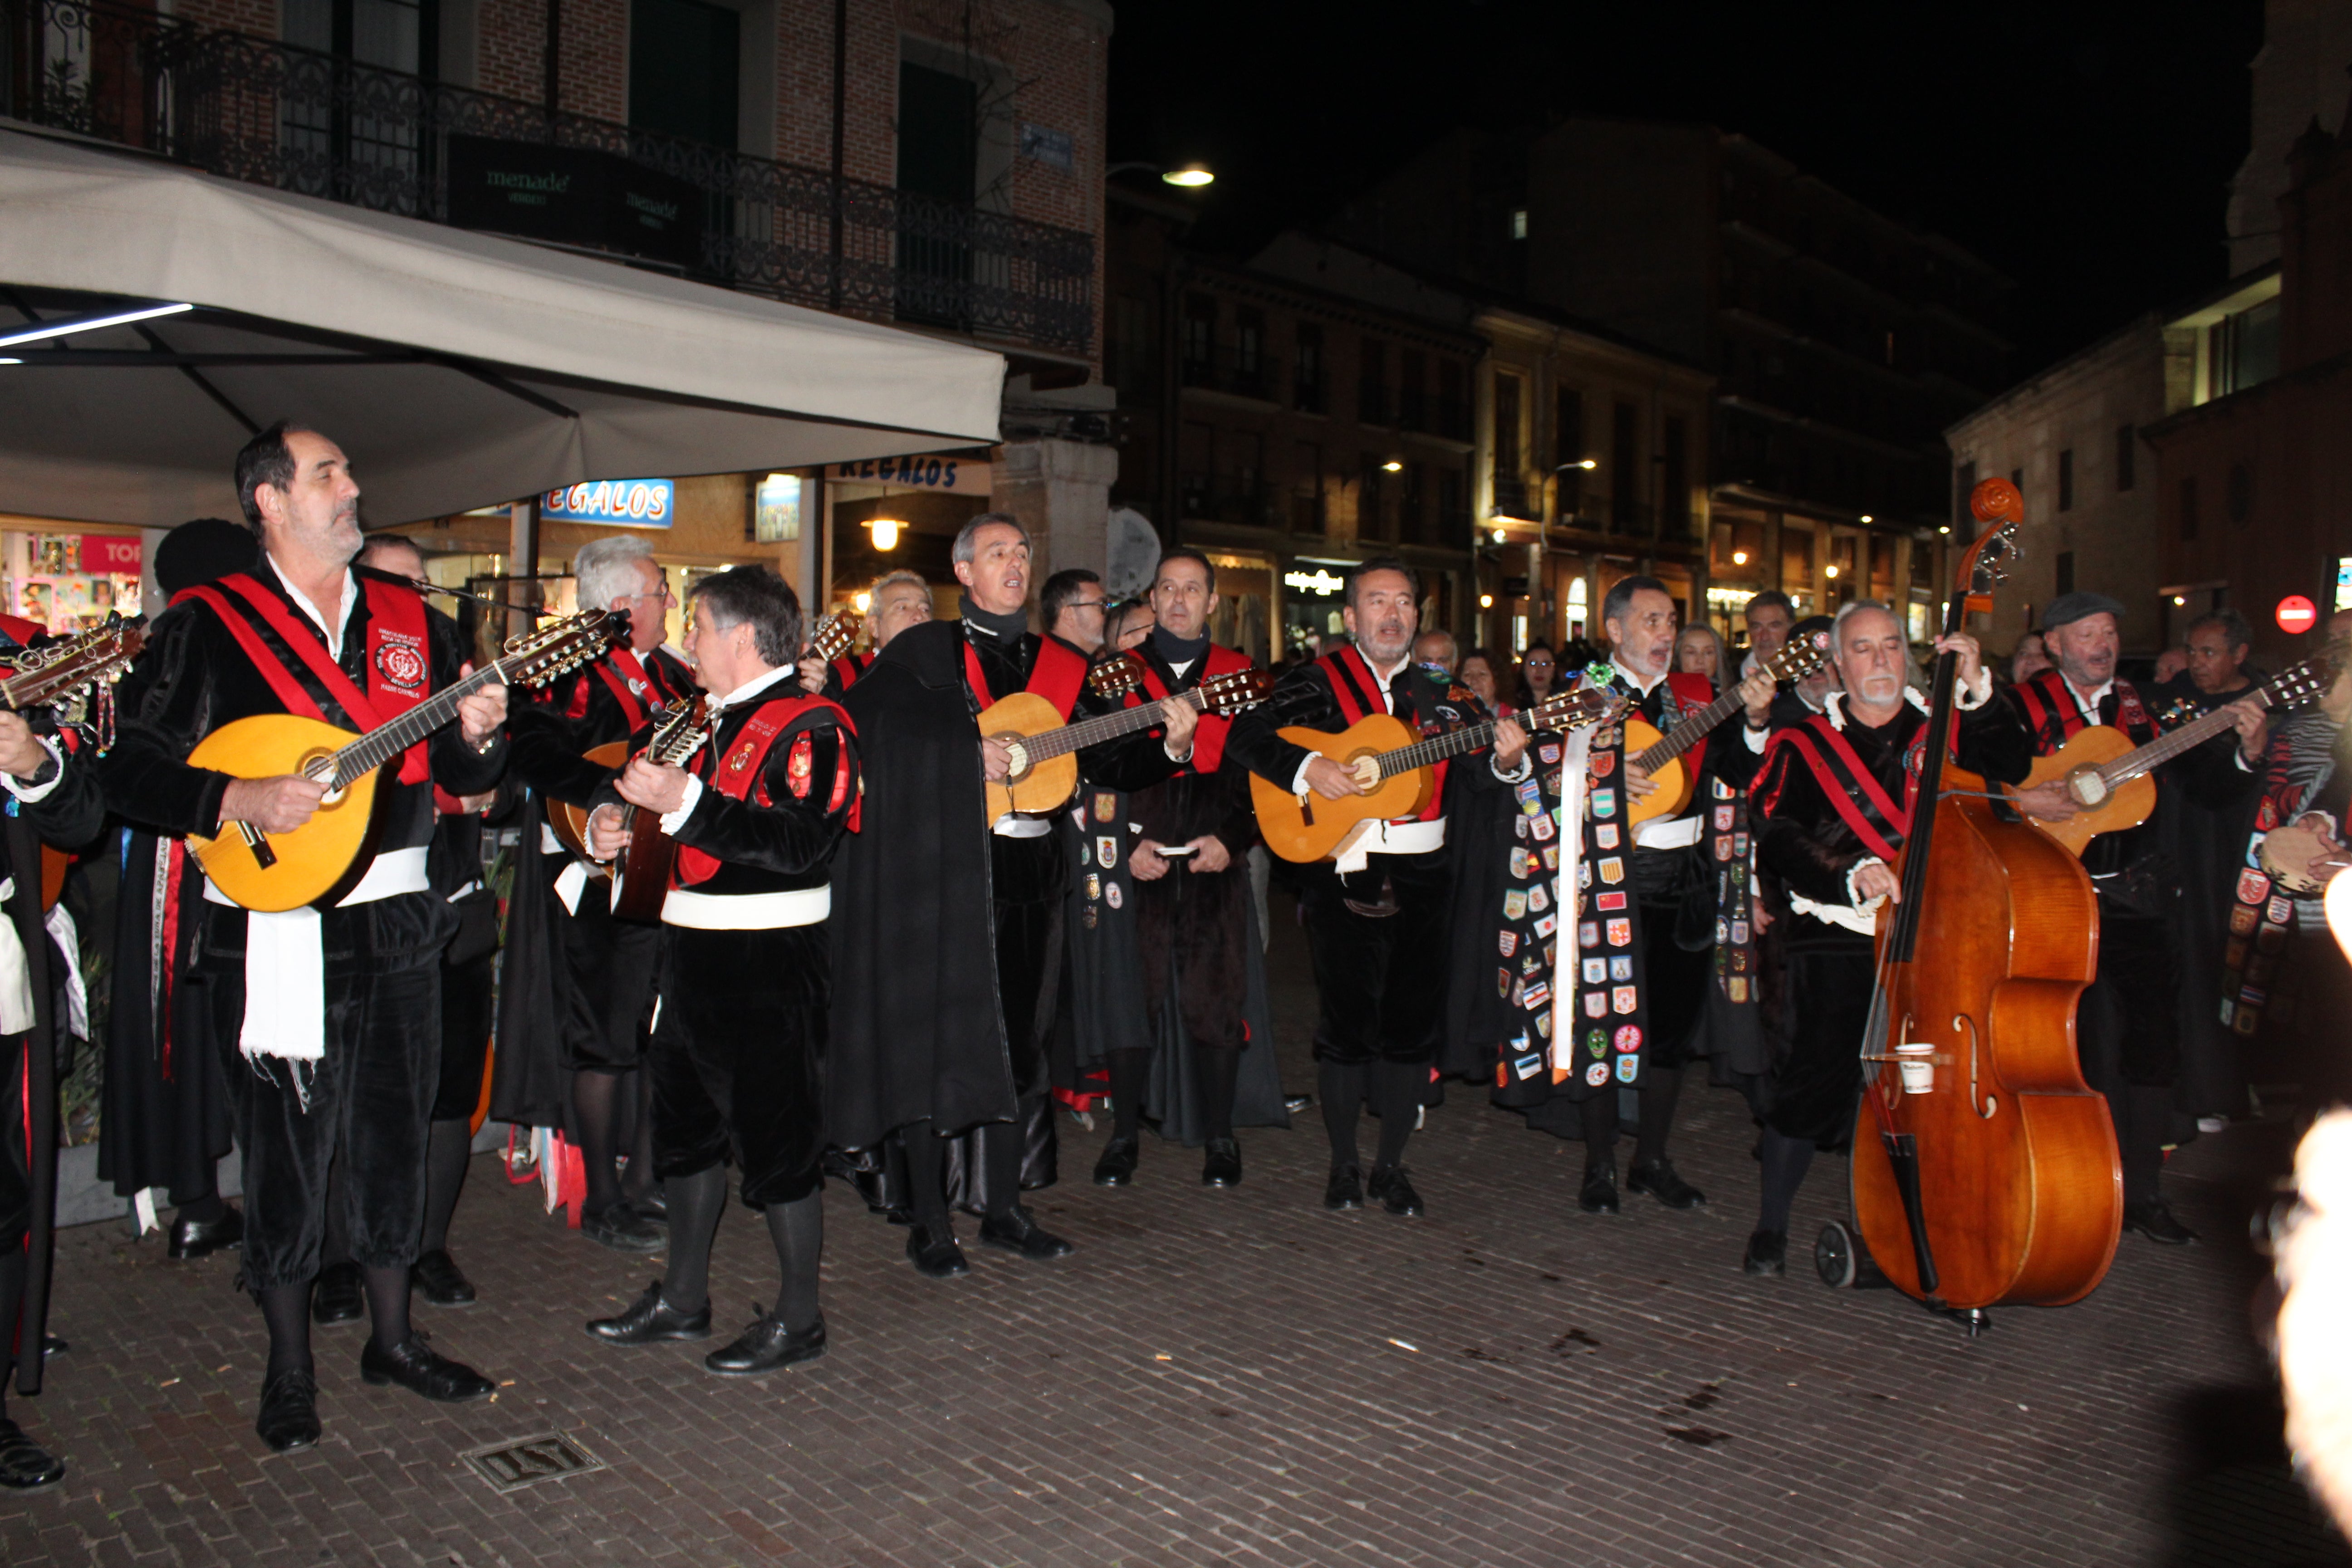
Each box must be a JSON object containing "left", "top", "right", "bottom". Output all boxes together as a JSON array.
[
  {"left": 1509, "top": 207, "right": 1528, "bottom": 240},
  {"left": 1440, "top": 468, "right": 1465, "bottom": 540},
  {"left": 1181, "top": 296, "right": 1215, "bottom": 386},
  {"left": 1359, "top": 341, "right": 1389, "bottom": 426},
  {"left": 2228, "top": 461, "right": 2254, "bottom": 523},
  {"left": 1398, "top": 350, "right": 1427, "bottom": 432},
  {"left": 1436, "top": 359, "right": 1467, "bottom": 439},
  {"left": 1661, "top": 415, "right": 1689, "bottom": 535},
  {"left": 1612, "top": 401, "right": 1641, "bottom": 532},
  {"left": 1953, "top": 459, "right": 1977, "bottom": 528},
  {"left": 2058, "top": 448, "right": 2074, "bottom": 512},
  {"left": 1108, "top": 294, "right": 1153, "bottom": 396},
  {"left": 1556, "top": 388, "right": 1585, "bottom": 519},
  {"left": 2213, "top": 296, "right": 2282, "bottom": 398},
  {"left": 1493, "top": 372, "right": 1523, "bottom": 472},
  {"left": 2056, "top": 550, "right": 2074, "bottom": 596},
  {"left": 1233, "top": 307, "right": 1265, "bottom": 398},
  {"left": 2180, "top": 475, "right": 2199, "bottom": 541},
  {"left": 1294, "top": 323, "right": 1325, "bottom": 414},
  {"left": 1402, "top": 461, "right": 1428, "bottom": 543},
  {"left": 1359, "top": 455, "right": 1389, "bottom": 540},
  {"left": 2115, "top": 425, "right": 2136, "bottom": 492},
  {"left": 893, "top": 59, "right": 971, "bottom": 198},
  {"left": 1292, "top": 443, "right": 1323, "bottom": 534}
]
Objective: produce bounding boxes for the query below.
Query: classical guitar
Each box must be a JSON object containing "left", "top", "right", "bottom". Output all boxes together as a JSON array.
[
  {"left": 980, "top": 662, "right": 1269, "bottom": 824},
  {"left": 1253, "top": 685, "right": 1622, "bottom": 865},
  {"left": 2014, "top": 658, "right": 2327, "bottom": 858},
  {"left": 607, "top": 695, "right": 714, "bottom": 922},
  {"left": 1621, "top": 630, "right": 1831, "bottom": 826},
  {"left": 186, "top": 610, "right": 622, "bottom": 912}
]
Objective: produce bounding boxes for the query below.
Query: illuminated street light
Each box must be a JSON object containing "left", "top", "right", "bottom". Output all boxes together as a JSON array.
[
  {"left": 1490, "top": 528, "right": 1508, "bottom": 544},
  {"left": 1860, "top": 514, "right": 1874, "bottom": 524},
  {"left": 2174, "top": 595, "right": 2187, "bottom": 607},
  {"left": 1162, "top": 164, "right": 1215, "bottom": 187},
  {"left": 1826, "top": 564, "right": 1840, "bottom": 579},
  {"left": 1382, "top": 459, "right": 1403, "bottom": 473},
  {"left": 1480, "top": 593, "right": 1495, "bottom": 609},
  {"left": 867, "top": 517, "right": 903, "bottom": 551},
  {"left": 1555, "top": 459, "right": 1598, "bottom": 471},
  {"left": 1732, "top": 550, "right": 1749, "bottom": 566},
  {"left": 853, "top": 591, "right": 872, "bottom": 613}
]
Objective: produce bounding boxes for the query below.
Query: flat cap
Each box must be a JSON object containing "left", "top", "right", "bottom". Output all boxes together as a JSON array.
[{"left": 2039, "top": 591, "right": 2125, "bottom": 633}]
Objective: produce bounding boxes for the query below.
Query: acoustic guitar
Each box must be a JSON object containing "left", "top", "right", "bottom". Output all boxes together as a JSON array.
[
  {"left": 606, "top": 695, "right": 713, "bottom": 922},
  {"left": 186, "top": 610, "right": 622, "bottom": 911},
  {"left": 980, "top": 661, "right": 1270, "bottom": 824},
  {"left": 1253, "top": 685, "right": 1622, "bottom": 864},
  {"left": 2014, "top": 658, "right": 2326, "bottom": 857},
  {"left": 2, "top": 617, "right": 149, "bottom": 909},
  {"left": 1621, "top": 630, "right": 1831, "bottom": 827}
]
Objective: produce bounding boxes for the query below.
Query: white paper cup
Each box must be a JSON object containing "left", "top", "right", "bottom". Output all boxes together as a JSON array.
[{"left": 1896, "top": 1042, "right": 1935, "bottom": 1094}]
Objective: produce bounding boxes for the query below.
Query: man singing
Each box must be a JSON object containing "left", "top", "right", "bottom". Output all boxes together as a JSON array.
[{"left": 102, "top": 423, "right": 508, "bottom": 1451}]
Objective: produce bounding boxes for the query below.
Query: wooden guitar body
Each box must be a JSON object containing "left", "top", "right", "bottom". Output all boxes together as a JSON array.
[
  {"left": 1249, "top": 714, "right": 1430, "bottom": 864},
  {"left": 2014, "top": 725, "right": 2151, "bottom": 858},
  {"left": 1850, "top": 767, "right": 2120, "bottom": 1310},
  {"left": 980, "top": 691, "right": 1083, "bottom": 822},
  {"left": 184, "top": 714, "right": 387, "bottom": 912},
  {"left": 608, "top": 808, "right": 679, "bottom": 923},
  {"left": 1618, "top": 715, "right": 1692, "bottom": 827},
  {"left": 547, "top": 740, "right": 629, "bottom": 858}
]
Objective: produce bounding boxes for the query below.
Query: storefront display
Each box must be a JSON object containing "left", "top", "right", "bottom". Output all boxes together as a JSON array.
[{"left": 5, "top": 529, "right": 143, "bottom": 635}]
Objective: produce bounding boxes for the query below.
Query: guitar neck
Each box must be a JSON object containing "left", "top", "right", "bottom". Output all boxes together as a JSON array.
[
  {"left": 1372, "top": 718, "right": 1504, "bottom": 778},
  {"left": 1634, "top": 685, "right": 1740, "bottom": 772},
  {"left": 2093, "top": 687, "right": 2276, "bottom": 788},
  {"left": 1020, "top": 686, "right": 1211, "bottom": 763},
  {"left": 329, "top": 655, "right": 516, "bottom": 783}
]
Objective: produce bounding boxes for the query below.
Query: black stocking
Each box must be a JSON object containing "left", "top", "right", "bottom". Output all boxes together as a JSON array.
[
  {"left": 979, "top": 1119, "right": 1023, "bottom": 1220},
  {"left": 1581, "top": 1092, "right": 1620, "bottom": 1164},
  {"left": 1318, "top": 1062, "right": 1367, "bottom": 1169},
  {"left": 573, "top": 1068, "right": 626, "bottom": 1217},
  {"left": 619, "top": 1072, "right": 658, "bottom": 1206},
  {"left": 363, "top": 1265, "right": 412, "bottom": 1354},
  {"left": 1755, "top": 1128, "right": 1814, "bottom": 1236},
  {"left": 174, "top": 1191, "right": 226, "bottom": 1228},
  {"left": 257, "top": 1282, "right": 312, "bottom": 1381},
  {"left": 1372, "top": 1061, "right": 1421, "bottom": 1169},
  {"left": 1636, "top": 1067, "right": 1682, "bottom": 1167},
  {"left": 320, "top": 1155, "right": 350, "bottom": 1268},
  {"left": 761, "top": 1191, "right": 824, "bottom": 1331},
  {"left": 660, "top": 1164, "right": 728, "bottom": 1313},
  {"left": 0, "top": 1248, "right": 22, "bottom": 1417},
  {"left": 899, "top": 1122, "right": 951, "bottom": 1232},
  {"left": 1106, "top": 1049, "right": 1152, "bottom": 1141},
  {"left": 2121, "top": 1084, "right": 2172, "bottom": 1205},
  {"left": 1196, "top": 1048, "right": 1240, "bottom": 1143},
  {"left": 420, "top": 1118, "right": 472, "bottom": 1254}
]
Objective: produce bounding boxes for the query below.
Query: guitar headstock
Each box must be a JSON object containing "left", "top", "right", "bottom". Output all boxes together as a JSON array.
[
  {"left": 2, "top": 615, "right": 147, "bottom": 711},
  {"left": 2267, "top": 657, "right": 2331, "bottom": 711},
  {"left": 1196, "top": 667, "right": 1273, "bottom": 716},
  {"left": 1088, "top": 652, "right": 1145, "bottom": 699},
  {"left": 1524, "top": 685, "right": 1627, "bottom": 734},
  {"left": 502, "top": 609, "right": 625, "bottom": 688},
  {"left": 1960, "top": 478, "right": 2024, "bottom": 613},
  {"left": 1763, "top": 626, "right": 1831, "bottom": 685},
  {"left": 809, "top": 610, "right": 862, "bottom": 663}
]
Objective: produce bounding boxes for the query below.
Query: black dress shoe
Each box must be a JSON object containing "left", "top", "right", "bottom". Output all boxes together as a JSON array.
[
  {"left": 1742, "top": 1230, "right": 1788, "bottom": 1276},
  {"left": 1284, "top": 1093, "right": 1316, "bottom": 1114},
  {"left": 311, "top": 1260, "right": 365, "bottom": 1326},
  {"left": 1323, "top": 1163, "right": 1365, "bottom": 1210},
  {"left": 704, "top": 1312, "right": 827, "bottom": 1377},
  {"left": 1093, "top": 1136, "right": 1140, "bottom": 1187},
  {"left": 410, "top": 1249, "right": 477, "bottom": 1307},
  {"left": 1201, "top": 1138, "right": 1243, "bottom": 1188},
  {"left": 586, "top": 1280, "right": 713, "bottom": 1344},
  {"left": 167, "top": 1206, "right": 243, "bottom": 1261},
  {"left": 579, "top": 1203, "right": 667, "bottom": 1254},
  {"left": 632, "top": 1187, "right": 669, "bottom": 1222},
  {"left": 1367, "top": 1165, "right": 1424, "bottom": 1217},
  {"left": 906, "top": 1222, "right": 970, "bottom": 1278},
  {"left": 254, "top": 1369, "right": 321, "bottom": 1453},
  {"left": 1578, "top": 1163, "right": 1620, "bottom": 1214},
  {"left": 1627, "top": 1158, "right": 1706, "bottom": 1210},
  {"left": 979, "top": 1206, "right": 1074, "bottom": 1260},
  {"left": 0, "top": 1417, "right": 65, "bottom": 1489},
  {"left": 358, "top": 1334, "right": 494, "bottom": 1403},
  {"left": 2123, "top": 1197, "right": 2198, "bottom": 1245}
]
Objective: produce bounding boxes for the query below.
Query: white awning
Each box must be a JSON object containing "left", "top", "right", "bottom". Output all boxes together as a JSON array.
[{"left": 0, "top": 126, "right": 1006, "bottom": 527}]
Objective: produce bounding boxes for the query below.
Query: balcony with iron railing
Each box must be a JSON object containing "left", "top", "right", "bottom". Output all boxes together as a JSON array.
[{"left": 0, "top": 0, "right": 1094, "bottom": 357}]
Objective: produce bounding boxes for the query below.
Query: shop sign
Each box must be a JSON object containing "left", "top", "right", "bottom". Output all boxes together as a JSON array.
[
  {"left": 542, "top": 478, "right": 673, "bottom": 529},
  {"left": 828, "top": 454, "right": 987, "bottom": 493},
  {"left": 445, "top": 137, "right": 702, "bottom": 272},
  {"left": 1284, "top": 567, "right": 1345, "bottom": 597},
  {"left": 80, "top": 534, "right": 142, "bottom": 573},
  {"left": 755, "top": 474, "right": 802, "bottom": 544}
]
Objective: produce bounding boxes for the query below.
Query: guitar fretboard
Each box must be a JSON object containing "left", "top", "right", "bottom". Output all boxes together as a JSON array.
[
  {"left": 1016, "top": 686, "right": 1221, "bottom": 764},
  {"left": 329, "top": 658, "right": 516, "bottom": 784},
  {"left": 2092, "top": 676, "right": 2300, "bottom": 789}
]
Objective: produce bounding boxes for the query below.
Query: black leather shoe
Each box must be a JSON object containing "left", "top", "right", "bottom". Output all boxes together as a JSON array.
[
  {"left": 906, "top": 1222, "right": 970, "bottom": 1278},
  {"left": 1367, "top": 1165, "right": 1424, "bottom": 1217},
  {"left": 1201, "top": 1138, "right": 1243, "bottom": 1187},
  {"left": 1627, "top": 1158, "right": 1706, "bottom": 1210},
  {"left": 1284, "top": 1093, "right": 1316, "bottom": 1114},
  {"left": 358, "top": 1334, "right": 494, "bottom": 1403},
  {"left": 704, "top": 1312, "right": 827, "bottom": 1377},
  {"left": 311, "top": 1260, "right": 365, "bottom": 1326},
  {"left": 254, "top": 1369, "right": 321, "bottom": 1453},
  {"left": 1578, "top": 1163, "right": 1620, "bottom": 1214},
  {"left": 168, "top": 1206, "right": 243, "bottom": 1261},
  {"left": 0, "top": 1417, "right": 65, "bottom": 1489},
  {"left": 586, "top": 1280, "right": 712, "bottom": 1344},
  {"left": 979, "top": 1206, "right": 1075, "bottom": 1260},
  {"left": 410, "top": 1249, "right": 477, "bottom": 1307},
  {"left": 1093, "top": 1136, "right": 1140, "bottom": 1187},
  {"left": 1743, "top": 1230, "right": 1788, "bottom": 1276},
  {"left": 1323, "top": 1163, "right": 1364, "bottom": 1210},
  {"left": 2124, "top": 1197, "right": 2198, "bottom": 1245},
  {"left": 580, "top": 1203, "right": 666, "bottom": 1254},
  {"left": 632, "top": 1187, "right": 669, "bottom": 1223}
]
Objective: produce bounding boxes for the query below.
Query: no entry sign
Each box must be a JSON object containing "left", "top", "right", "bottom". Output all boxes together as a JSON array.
[{"left": 2277, "top": 595, "right": 2318, "bottom": 634}]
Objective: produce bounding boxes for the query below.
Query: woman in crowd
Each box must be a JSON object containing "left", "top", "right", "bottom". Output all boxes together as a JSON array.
[
  {"left": 1676, "top": 623, "right": 1732, "bottom": 693},
  {"left": 1511, "top": 642, "right": 1559, "bottom": 713},
  {"left": 1460, "top": 648, "right": 1509, "bottom": 718}
]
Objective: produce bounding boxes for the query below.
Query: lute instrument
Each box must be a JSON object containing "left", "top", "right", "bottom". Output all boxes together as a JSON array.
[
  {"left": 979, "top": 659, "right": 1270, "bottom": 825},
  {"left": 1622, "top": 629, "right": 1831, "bottom": 826},
  {"left": 1825, "top": 477, "right": 2119, "bottom": 1328},
  {"left": 606, "top": 694, "right": 715, "bottom": 922},
  {"left": 187, "top": 610, "right": 623, "bottom": 911},
  {"left": 2014, "top": 658, "right": 2326, "bottom": 857},
  {"left": 3, "top": 617, "right": 148, "bottom": 908},
  {"left": 1254, "top": 685, "right": 1623, "bottom": 864}
]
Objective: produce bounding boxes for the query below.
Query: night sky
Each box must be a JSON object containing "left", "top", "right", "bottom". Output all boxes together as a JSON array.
[{"left": 1108, "top": 0, "right": 2267, "bottom": 378}]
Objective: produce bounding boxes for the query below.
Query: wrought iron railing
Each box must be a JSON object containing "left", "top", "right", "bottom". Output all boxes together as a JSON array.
[{"left": 0, "top": 0, "right": 1093, "bottom": 356}]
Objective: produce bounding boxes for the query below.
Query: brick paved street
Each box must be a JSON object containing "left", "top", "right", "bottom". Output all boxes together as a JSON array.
[{"left": 5, "top": 893, "right": 2347, "bottom": 1568}]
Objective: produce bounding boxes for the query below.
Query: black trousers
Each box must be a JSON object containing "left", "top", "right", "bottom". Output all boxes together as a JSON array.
[
  {"left": 1301, "top": 851, "right": 1452, "bottom": 1066},
  {"left": 432, "top": 949, "right": 495, "bottom": 1122},
  {"left": 2079, "top": 906, "right": 2181, "bottom": 1091},
  {"left": 992, "top": 833, "right": 1067, "bottom": 1101},
  {"left": 649, "top": 924, "right": 828, "bottom": 1208},
  {"left": 1634, "top": 843, "right": 1714, "bottom": 1071},
  {"left": 1761, "top": 921, "right": 1876, "bottom": 1151},
  {"left": 0, "top": 1028, "right": 25, "bottom": 1254},
  {"left": 199, "top": 895, "right": 446, "bottom": 1291},
  {"left": 549, "top": 852, "right": 662, "bottom": 1071}
]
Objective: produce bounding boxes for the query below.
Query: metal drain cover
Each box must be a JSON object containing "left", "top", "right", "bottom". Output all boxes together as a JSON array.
[{"left": 460, "top": 1432, "right": 606, "bottom": 1494}]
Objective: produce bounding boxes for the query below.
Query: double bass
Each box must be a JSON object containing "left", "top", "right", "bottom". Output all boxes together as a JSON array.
[{"left": 1818, "top": 477, "right": 2121, "bottom": 1331}]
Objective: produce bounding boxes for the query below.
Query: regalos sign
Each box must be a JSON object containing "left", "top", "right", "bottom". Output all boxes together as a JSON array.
[{"left": 542, "top": 478, "right": 673, "bottom": 529}]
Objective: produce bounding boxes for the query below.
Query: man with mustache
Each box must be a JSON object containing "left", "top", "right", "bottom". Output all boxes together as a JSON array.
[
  {"left": 1229, "top": 558, "right": 1528, "bottom": 1215},
  {"left": 1740, "top": 601, "right": 2027, "bottom": 1274}
]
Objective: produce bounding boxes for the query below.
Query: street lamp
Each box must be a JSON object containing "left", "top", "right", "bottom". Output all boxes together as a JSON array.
[
  {"left": 867, "top": 517, "right": 903, "bottom": 551},
  {"left": 1382, "top": 459, "right": 1403, "bottom": 472},
  {"left": 1556, "top": 459, "right": 1597, "bottom": 471},
  {"left": 1107, "top": 160, "right": 1215, "bottom": 187}
]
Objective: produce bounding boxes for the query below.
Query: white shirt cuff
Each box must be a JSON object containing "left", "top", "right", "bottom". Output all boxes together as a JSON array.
[
  {"left": 1744, "top": 723, "right": 1769, "bottom": 752},
  {"left": 2, "top": 737, "right": 65, "bottom": 803},
  {"left": 1166, "top": 738, "right": 1195, "bottom": 764},
  {"left": 1955, "top": 667, "right": 1994, "bottom": 710},
  {"left": 1843, "top": 856, "right": 1887, "bottom": 911},
  {"left": 1290, "top": 756, "right": 1317, "bottom": 795},
  {"left": 1491, "top": 750, "right": 1533, "bottom": 784},
  {"left": 660, "top": 774, "right": 705, "bottom": 837}
]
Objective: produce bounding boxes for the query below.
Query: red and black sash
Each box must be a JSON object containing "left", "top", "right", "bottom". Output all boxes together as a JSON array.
[
  {"left": 962, "top": 633, "right": 1089, "bottom": 722},
  {"left": 1319, "top": 643, "right": 1445, "bottom": 822},
  {"left": 830, "top": 651, "right": 876, "bottom": 692},
  {"left": 2014, "top": 667, "right": 2155, "bottom": 756},
  {"left": 176, "top": 570, "right": 432, "bottom": 784},
  {"left": 1762, "top": 711, "right": 1927, "bottom": 866},
  {"left": 1124, "top": 643, "right": 1253, "bottom": 774},
  {"left": 672, "top": 693, "right": 858, "bottom": 886},
  {"left": 1658, "top": 671, "right": 1717, "bottom": 780}
]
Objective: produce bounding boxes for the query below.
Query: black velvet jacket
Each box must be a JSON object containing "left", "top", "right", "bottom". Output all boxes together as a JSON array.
[
  {"left": 1084, "top": 641, "right": 1257, "bottom": 858},
  {"left": 1611, "top": 669, "right": 1766, "bottom": 828},
  {"left": 510, "top": 644, "right": 696, "bottom": 810},
  {"left": 101, "top": 559, "right": 506, "bottom": 853}
]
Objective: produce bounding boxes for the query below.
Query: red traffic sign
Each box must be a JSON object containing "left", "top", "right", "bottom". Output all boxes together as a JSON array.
[{"left": 2278, "top": 595, "right": 2319, "bottom": 634}]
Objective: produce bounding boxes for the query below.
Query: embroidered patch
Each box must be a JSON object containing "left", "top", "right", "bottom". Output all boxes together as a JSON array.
[
  {"left": 1514, "top": 1053, "right": 1545, "bottom": 1081},
  {"left": 1592, "top": 788, "right": 1617, "bottom": 818},
  {"left": 1527, "top": 884, "right": 1550, "bottom": 913},
  {"left": 1714, "top": 805, "right": 1735, "bottom": 831},
  {"left": 1533, "top": 913, "right": 1558, "bottom": 938},
  {"left": 1085, "top": 874, "right": 1101, "bottom": 902},
  {"left": 1585, "top": 1027, "right": 1607, "bottom": 1060},
  {"left": 2230, "top": 904, "right": 2259, "bottom": 935},
  {"left": 373, "top": 632, "right": 426, "bottom": 694},
  {"left": 1597, "top": 891, "right": 1627, "bottom": 911},
  {"left": 1590, "top": 750, "right": 1616, "bottom": 779},
  {"left": 1614, "top": 1024, "right": 1643, "bottom": 1053},
  {"left": 1606, "top": 918, "right": 1632, "bottom": 947},
  {"left": 1612, "top": 985, "right": 1637, "bottom": 1015},
  {"left": 1731, "top": 921, "right": 1749, "bottom": 945},
  {"left": 1595, "top": 823, "right": 1620, "bottom": 850},
  {"left": 1097, "top": 836, "right": 1117, "bottom": 870},
  {"left": 2268, "top": 895, "right": 2294, "bottom": 924},
  {"left": 1539, "top": 743, "right": 1561, "bottom": 764},
  {"left": 2238, "top": 868, "right": 2273, "bottom": 905},
  {"left": 1583, "top": 958, "right": 1606, "bottom": 985},
  {"left": 1105, "top": 882, "right": 1122, "bottom": 910},
  {"left": 1499, "top": 967, "right": 1513, "bottom": 998},
  {"left": 785, "top": 736, "right": 813, "bottom": 793},
  {"left": 1598, "top": 857, "right": 1624, "bottom": 885},
  {"left": 1094, "top": 791, "right": 1118, "bottom": 823},
  {"left": 1586, "top": 1062, "right": 1611, "bottom": 1087},
  {"left": 1522, "top": 980, "right": 1550, "bottom": 1012},
  {"left": 1615, "top": 1055, "right": 1639, "bottom": 1083},
  {"left": 1610, "top": 957, "right": 1633, "bottom": 982},
  {"left": 1542, "top": 845, "right": 1560, "bottom": 870},
  {"left": 1499, "top": 931, "right": 1519, "bottom": 958},
  {"left": 1579, "top": 921, "right": 1600, "bottom": 948},
  {"left": 1503, "top": 889, "right": 1528, "bottom": 921},
  {"left": 1082, "top": 906, "right": 1098, "bottom": 929},
  {"left": 1531, "top": 813, "right": 1556, "bottom": 842},
  {"left": 1728, "top": 976, "right": 1748, "bottom": 1003}
]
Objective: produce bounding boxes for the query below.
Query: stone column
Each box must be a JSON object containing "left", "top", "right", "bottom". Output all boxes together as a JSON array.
[{"left": 993, "top": 438, "right": 1120, "bottom": 619}]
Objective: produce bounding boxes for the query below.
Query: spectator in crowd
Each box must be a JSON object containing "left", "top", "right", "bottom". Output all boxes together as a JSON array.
[
  {"left": 1676, "top": 622, "right": 1733, "bottom": 693},
  {"left": 1459, "top": 649, "right": 1508, "bottom": 717},
  {"left": 1512, "top": 641, "right": 1559, "bottom": 711},
  {"left": 2009, "top": 631, "right": 2052, "bottom": 684}
]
